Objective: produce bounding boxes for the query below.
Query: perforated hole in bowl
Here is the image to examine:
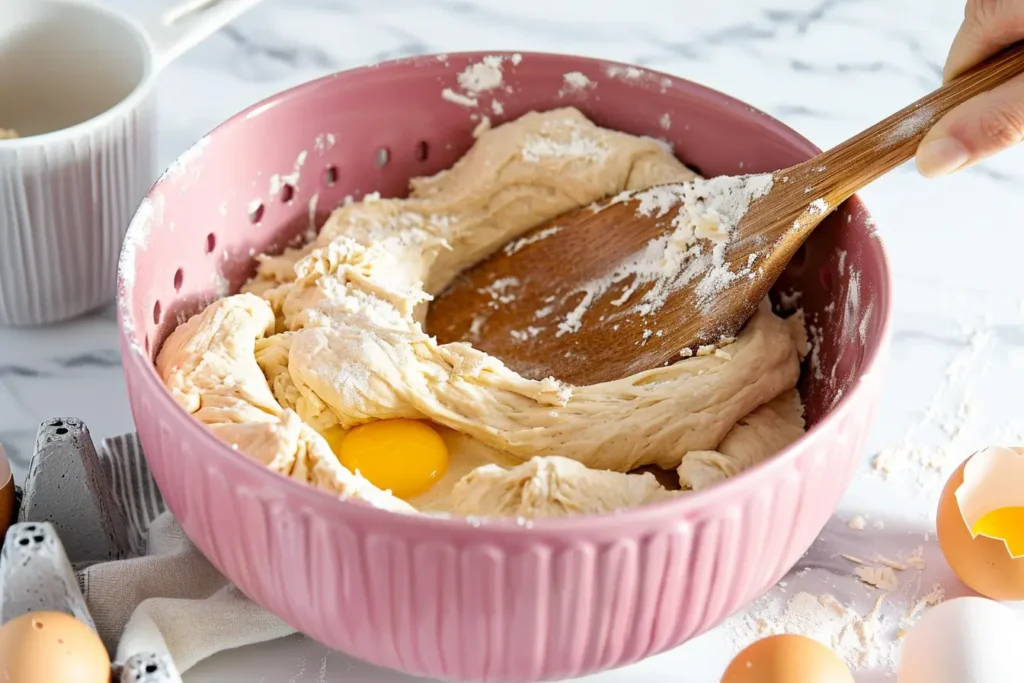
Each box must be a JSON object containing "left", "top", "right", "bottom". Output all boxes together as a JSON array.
[
  {"left": 173, "top": 268, "right": 184, "bottom": 292},
  {"left": 153, "top": 300, "right": 162, "bottom": 325},
  {"left": 248, "top": 203, "right": 264, "bottom": 224},
  {"left": 374, "top": 147, "right": 390, "bottom": 168},
  {"left": 415, "top": 140, "right": 429, "bottom": 162},
  {"left": 324, "top": 166, "right": 338, "bottom": 186},
  {"left": 205, "top": 233, "right": 216, "bottom": 253},
  {"left": 280, "top": 184, "right": 294, "bottom": 203}
]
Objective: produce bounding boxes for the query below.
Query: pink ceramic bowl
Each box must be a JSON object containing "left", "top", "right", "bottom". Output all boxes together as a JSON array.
[{"left": 117, "top": 52, "right": 891, "bottom": 681}]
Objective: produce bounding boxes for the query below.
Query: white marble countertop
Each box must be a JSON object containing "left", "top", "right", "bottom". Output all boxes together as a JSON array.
[{"left": 2, "top": 0, "right": 1024, "bottom": 681}]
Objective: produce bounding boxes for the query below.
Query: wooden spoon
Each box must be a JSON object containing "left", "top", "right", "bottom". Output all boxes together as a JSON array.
[{"left": 426, "top": 42, "right": 1024, "bottom": 386}]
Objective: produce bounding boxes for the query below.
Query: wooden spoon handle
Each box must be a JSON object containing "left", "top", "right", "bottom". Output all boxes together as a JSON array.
[{"left": 803, "top": 40, "right": 1024, "bottom": 206}]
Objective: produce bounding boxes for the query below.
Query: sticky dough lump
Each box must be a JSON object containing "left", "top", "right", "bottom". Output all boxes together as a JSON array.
[{"left": 156, "top": 108, "right": 809, "bottom": 519}]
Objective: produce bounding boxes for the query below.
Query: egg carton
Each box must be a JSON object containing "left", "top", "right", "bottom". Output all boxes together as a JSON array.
[{"left": 0, "top": 418, "right": 180, "bottom": 683}]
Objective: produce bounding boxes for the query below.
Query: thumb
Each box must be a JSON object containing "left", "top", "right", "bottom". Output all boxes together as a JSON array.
[{"left": 915, "top": 73, "right": 1024, "bottom": 177}]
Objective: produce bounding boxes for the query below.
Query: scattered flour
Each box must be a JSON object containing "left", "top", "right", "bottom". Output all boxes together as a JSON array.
[
  {"left": 442, "top": 88, "right": 479, "bottom": 108},
  {"left": 605, "top": 65, "right": 644, "bottom": 80},
  {"left": 854, "top": 565, "right": 900, "bottom": 592},
  {"left": 906, "top": 546, "right": 927, "bottom": 570},
  {"left": 871, "top": 324, "right": 995, "bottom": 490},
  {"left": 314, "top": 132, "right": 336, "bottom": 153},
  {"left": 457, "top": 55, "right": 505, "bottom": 94},
  {"left": 888, "top": 104, "right": 935, "bottom": 145},
  {"left": 522, "top": 127, "right": 609, "bottom": 163},
  {"left": 472, "top": 116, "right": 492, "bottom": 138},
  {"left": 553, "top": 173, "right": 774, "bottom": 338},
  {"left": 269, "top": 149, "right": 307, "bottom": 198},
  {"left": 859, "top": 301, "right": 874, "bottom": 345},
  {"left": 307, "top": 193, "right": 320, "bottom": 242},
  {"left": 808, "top": 198, "right": 829, "bottom": 215},
  {"left": 659, "top": 113, "right": 672, "bottom": 130},
  {"left": 478, "top": 277, "right": 520, "bottom": 308},
  {"left": 559, "top": 71, "right": 594, "bottom": 96},
  {"left": 443, "top": 54, "right": 522, "bottom": 109},
  {"left": 903, "top": 583, "right": 945, "bottom": 625},
  {"left": 808, "top": 323, "right": 825, "bottom": 381},
  {"left": 726, "top": 591, "right": 896, "bottom": 671},
  {"left": 503, "top": 226, "right": 563, "bottom": 256}
]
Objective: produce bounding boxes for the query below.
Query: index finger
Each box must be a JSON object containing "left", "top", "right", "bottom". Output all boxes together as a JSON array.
[{"left": 944, "top": 0, "right": 1024, "bottom": 81}]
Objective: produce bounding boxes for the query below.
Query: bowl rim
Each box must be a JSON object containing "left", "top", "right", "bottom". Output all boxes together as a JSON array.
[{"left": 118, "top": 50, "right": 894, "bottom": 535}]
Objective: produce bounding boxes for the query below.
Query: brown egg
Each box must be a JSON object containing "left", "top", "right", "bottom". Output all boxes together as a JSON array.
[
  {"left": 0, "top": 611, "right": 111, "bottom": 683},
  {"left": 0, "top": 444, "right": 14, "bottom": 538},
  {"left": 936, "top": 450, "right": 1024, "bottom": 600},
  {"left": 721, "top": 634, "right": 854, "bottom": 683}
]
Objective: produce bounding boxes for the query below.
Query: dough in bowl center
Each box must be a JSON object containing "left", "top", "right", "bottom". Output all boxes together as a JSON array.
[{"left": 156, "top": 107, "right": 809, "bottom": 519}]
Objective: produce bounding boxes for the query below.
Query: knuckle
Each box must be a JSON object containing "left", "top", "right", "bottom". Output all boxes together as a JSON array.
[
  {"left": 967, "top": 0, "right": 1009, "bottom": 25},
  {"left": 976, "top": 105, "right": 1024, "bottom": 148}
]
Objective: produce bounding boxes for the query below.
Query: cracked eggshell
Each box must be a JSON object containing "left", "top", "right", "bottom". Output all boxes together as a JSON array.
[
  {"left": 0, "top": 444, "right": 14, "bottom": 539},
  {"left": 936, "top": 446, "right": 1024, "bottom": 600},
  {"left": 898, "top": 597, "right": 1024, "bottom": 683}
]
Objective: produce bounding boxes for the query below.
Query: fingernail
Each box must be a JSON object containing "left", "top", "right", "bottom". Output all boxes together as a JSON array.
[{"left": 916, "top": 138, "right": 969, "bottom": 178}]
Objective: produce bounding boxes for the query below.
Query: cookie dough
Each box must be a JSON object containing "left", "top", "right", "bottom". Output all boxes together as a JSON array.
[
  {"left": 157, "top": 108, "right": 808, "bottom": 519},
  {"left": 0, "top": 129, "right": 18, "bottom": 140}
]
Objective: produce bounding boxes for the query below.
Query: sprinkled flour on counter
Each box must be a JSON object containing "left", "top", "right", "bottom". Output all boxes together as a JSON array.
[
  {"left": 553, "top": 174, "right": 773, "bottom": 338},
  {"left": 854, "top": 565, "right": 900, "bottom": 591},
  {"left": 727, "top": 591, "right": 896, "bottom": 671},
  {"left": 871, "top": 322, "right": 1001, "bottom": 490}
]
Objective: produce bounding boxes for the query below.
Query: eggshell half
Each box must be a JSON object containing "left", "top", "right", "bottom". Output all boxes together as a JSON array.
[
  {"left": 0, "top": 444, "right": 14, "bottom": 538},
  {"left": 721, "top": 634, "right": 855, "bottom": 683},
  {"left": 937, "top": 448, "right": 1024, "bottom": 600}
]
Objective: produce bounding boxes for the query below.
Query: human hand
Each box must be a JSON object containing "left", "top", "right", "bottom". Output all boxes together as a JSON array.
[{"left": 916, "top": 0, "right": 1024, "bottom": 177}]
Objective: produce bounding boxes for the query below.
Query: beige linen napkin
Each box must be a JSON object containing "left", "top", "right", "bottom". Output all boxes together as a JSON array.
[{"left": 77, "top": 435, "right": 295, "bottom": 674}]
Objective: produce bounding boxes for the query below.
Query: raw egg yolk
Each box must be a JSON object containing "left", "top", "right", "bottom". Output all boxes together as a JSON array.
[
  {"left": 333, "top": 419, "right": 448, "bottom": 500},
  {"left": 972, "top": 507, "right": 1024, "bottom": 556}
]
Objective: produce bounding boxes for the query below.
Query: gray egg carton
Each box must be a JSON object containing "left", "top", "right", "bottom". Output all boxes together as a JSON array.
[{"left": 0, "top": 418, "right": 181, "bottom": 683}]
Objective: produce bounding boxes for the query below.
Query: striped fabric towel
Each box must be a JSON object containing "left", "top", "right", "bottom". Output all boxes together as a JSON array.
[
  {"left": 77, "top": 434, "right": 295, "bottom": 674},
  {"left": 95, "top": 434, "right": 164, "bottom": 557}
]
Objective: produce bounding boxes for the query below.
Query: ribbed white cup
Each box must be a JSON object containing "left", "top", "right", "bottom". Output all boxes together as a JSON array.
[{"left": 0, "top": 0, "right": 263, "bottom": 327}]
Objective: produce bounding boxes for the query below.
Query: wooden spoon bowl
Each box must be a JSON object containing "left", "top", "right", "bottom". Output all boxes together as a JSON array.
[{"left": 428, "top": 42, "right": 1024, "bottom": 386}]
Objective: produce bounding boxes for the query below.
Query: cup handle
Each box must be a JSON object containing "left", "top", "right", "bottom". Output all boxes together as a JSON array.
[{"left": 141, "top": 0, "right": 266, "bottom": 70}]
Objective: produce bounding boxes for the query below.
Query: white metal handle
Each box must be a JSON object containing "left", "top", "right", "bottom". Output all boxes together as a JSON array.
[{"left": 141, "top": 0, "right": 266, "bottom": 70}]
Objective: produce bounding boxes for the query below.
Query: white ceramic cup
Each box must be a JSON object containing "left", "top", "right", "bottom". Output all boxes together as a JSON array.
[{"left": 0, "top": 0, "right": 263, "bottom": 326}]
